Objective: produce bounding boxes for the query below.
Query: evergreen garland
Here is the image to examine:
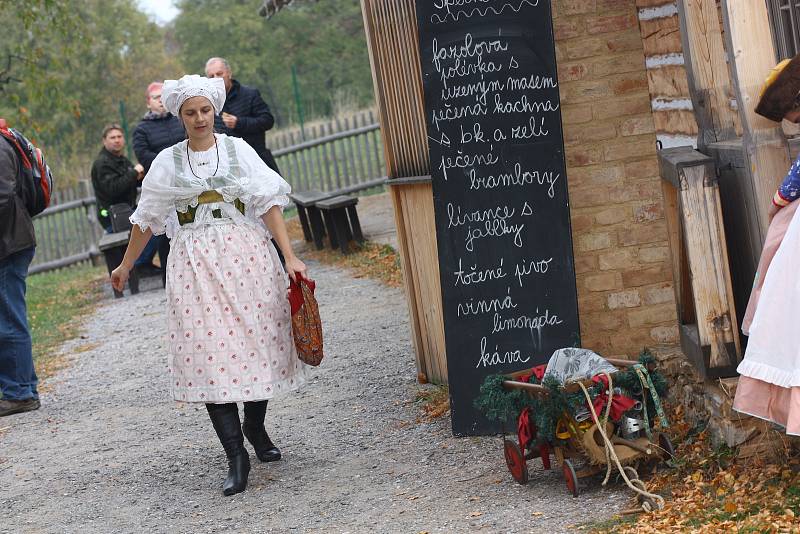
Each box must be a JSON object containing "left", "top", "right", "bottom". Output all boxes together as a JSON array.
[{"left": 474, "top": 374, "right": 530, "bottom": 423}]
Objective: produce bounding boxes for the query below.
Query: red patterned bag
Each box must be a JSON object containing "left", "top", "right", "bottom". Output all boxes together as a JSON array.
[{"left": 288, "top": 274, "right": 324, "bottom": 366}]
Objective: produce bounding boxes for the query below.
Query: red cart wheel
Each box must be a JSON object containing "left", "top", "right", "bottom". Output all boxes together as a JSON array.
[
  {"left": 659, "top": 433, "right": 675, "bottom": 460},
  {"left": 563, "top": 459, "right": 579, "bottom": 497},
  {"left": 503, "top": 439, "right": 529, "bottom": 485}
]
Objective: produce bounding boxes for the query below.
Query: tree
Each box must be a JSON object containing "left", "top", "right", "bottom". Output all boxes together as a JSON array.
[
  {"left": 172, "top": 0, "right": 374, "bottom": 126},
  {"left": 0, "top": 0, "right": 78, "bottom": 79},
  {"left": 0, "top": 0, "right": 184, "bottom": 184}
]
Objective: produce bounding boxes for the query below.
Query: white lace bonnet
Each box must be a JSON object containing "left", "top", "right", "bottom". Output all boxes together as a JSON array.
[{"left": 161, "top": 75, "right": 226, "bottom": 116}]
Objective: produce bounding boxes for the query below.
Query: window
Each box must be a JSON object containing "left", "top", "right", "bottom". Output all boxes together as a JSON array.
[{"left": 767, "top": 0, "right": 800, "bottom": 60}]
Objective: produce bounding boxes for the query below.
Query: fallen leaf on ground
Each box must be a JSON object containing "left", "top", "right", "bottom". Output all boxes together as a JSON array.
[{"left": 723, "top": 501, "right": 737, "bottom": 514}]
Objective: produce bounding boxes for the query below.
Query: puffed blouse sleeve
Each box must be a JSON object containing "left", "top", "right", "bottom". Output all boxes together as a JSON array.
[
  {"left": 129, "top": 149, "right": 176, "bottom": 236},
  {"left": 234, "top": 137, "right": 291, "bottom": 218}
]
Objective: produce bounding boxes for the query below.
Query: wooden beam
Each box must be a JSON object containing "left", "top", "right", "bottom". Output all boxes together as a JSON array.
[
  {"left": 361, "top": 0, "right": 448, "bottom": 383},
  {"left": 677, "top": 0, "right": 740, "bottom": 149},
  {"left": 721, "top": 0, "right": 790, "bottom": 242},
  {"left": 679, "top": 160, "right": 740, "bottom": 368},
  {"left": 361, "top": 0, "right": 429, "bottom": 178},
  {"left": 635, "top": 0, "right": 699, "bottom": 149}
]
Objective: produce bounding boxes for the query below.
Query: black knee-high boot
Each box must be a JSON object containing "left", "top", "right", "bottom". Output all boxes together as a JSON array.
[
  {"left": 206, "top": 403, "right": 251, "bottom": 496},
  {"left": 242, "top": 400, "right": 281, "bottom": 462}
]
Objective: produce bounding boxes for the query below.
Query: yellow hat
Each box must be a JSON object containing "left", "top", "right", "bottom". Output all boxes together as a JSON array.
[
  {"left": 756, "top": 55, "right": 800, "bottom": 122},
  {"left": 760, "top": 59, "right": 792, "bottom": 99}
]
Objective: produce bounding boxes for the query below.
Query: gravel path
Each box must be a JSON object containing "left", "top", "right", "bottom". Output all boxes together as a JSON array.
[{"left": 1, "top": 261, "right": 627, "bottom": 533}]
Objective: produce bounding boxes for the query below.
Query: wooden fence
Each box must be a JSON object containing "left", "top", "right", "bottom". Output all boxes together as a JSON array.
[
  {"left": 266, "top": 109, "right": 378, "bottom": 149},
  {"left": 271, "top": 109, "right": 386, "bottom": 194},
  {"left": 29, "top": 115, "right": 387, "bottom": 274},
  {"left": 29, "top": 182, "right": 102, "bottom": 275}
]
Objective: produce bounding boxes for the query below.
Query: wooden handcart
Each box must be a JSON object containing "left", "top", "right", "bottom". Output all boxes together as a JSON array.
[{"left": 500, "top": 358, "right": 674, "bottom": 500}]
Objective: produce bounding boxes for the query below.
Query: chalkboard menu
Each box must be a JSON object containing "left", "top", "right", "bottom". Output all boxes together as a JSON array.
[{"left": 415, "top": 0, "right": 581, "bottom": 435}]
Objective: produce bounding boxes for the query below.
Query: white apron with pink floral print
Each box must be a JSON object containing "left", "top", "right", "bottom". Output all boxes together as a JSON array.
[{"left": 130, "top": 134, "right": 307, "bottom": 403}]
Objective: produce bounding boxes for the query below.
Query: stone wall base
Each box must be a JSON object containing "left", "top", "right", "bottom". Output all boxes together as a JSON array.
[{"left": 651, "top": 345, "right": 796, "bottom": 459}]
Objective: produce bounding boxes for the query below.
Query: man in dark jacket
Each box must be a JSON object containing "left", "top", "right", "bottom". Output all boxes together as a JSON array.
[
  {"left": 0, "top": 127, "right": 41, "bottom": 417},
  {"left": 205, "top": 57, "right": 280, "bottom": 173},
  {"left": 90, "top": 124, "right": 143, "bottom": 230},
  {"left": 91, "top": 125, "right": 166, "bottom": 276},
  {"left": 133, "top": 81, "right": 186, "bottom": 173}
]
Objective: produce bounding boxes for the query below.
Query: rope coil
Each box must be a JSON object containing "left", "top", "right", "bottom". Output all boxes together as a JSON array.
[{"left": 577, "top": 374, "right": 665, "bottom": 512}]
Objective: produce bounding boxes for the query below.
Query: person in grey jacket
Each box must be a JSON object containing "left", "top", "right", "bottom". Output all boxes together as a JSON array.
[
  {"left": 132, "top": 82, "right": 182, "bottom": 270},
  {"left": 0, "top": 126, "right": 41, "bottom": 417},
  {"left": 132, "top": 82, "right": 186, "bottom": 173}
]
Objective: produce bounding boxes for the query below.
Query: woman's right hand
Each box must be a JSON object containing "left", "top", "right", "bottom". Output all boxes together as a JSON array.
[
  {"left": 284, "top": 255, "right": 308, "bottom": 283},
  {"left": 111, "top": 263, "right": 132, "bottom": 292}
]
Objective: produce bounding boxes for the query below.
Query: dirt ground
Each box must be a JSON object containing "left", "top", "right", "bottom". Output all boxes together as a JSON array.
[{"left": 0, "top": 260, "right": 628, "bottom": 533}]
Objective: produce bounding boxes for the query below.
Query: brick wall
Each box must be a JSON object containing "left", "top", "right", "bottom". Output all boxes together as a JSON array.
[{"left": 553, "top": 0, "right": 680, "bottom": 357}]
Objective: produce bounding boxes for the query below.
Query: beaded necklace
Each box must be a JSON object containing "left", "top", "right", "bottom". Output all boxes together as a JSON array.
[{"left": 187, "top": 136, "right": 219, "bottom": 178}]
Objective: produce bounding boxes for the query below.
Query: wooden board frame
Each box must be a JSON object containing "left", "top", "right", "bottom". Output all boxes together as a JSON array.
[{"left": 659, "top": 147, "right": 741, "bottom": 379}]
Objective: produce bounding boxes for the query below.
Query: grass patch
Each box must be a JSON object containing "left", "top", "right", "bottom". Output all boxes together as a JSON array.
[
  {"left": 26, "top": 264, "right": 106, "bottom": 385},
  {"left": 287, "top": 217, "right": 403, "bottom": 287},
  {"left": 585, "top": 514, "right": 638, "bottom": 532}
]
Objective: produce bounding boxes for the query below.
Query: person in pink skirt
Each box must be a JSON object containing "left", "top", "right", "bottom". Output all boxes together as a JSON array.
[
  {"left": 111, "top": 75, "right": 308, "bottom": 495},
  {"left": 734, "top": 55, "right": 800, "bottom": 436}
]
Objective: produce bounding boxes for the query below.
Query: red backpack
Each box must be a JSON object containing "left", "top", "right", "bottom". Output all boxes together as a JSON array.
[{"left": 0, "top": 118, "right": 53, "bottom": 216}]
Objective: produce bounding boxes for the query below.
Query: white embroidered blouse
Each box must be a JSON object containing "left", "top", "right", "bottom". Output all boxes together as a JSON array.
[{"left": 129, "top": 133, "right": 290, "bottom": 237}]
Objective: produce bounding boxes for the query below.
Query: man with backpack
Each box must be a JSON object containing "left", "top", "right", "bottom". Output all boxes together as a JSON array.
[{"left": 0, "top": 120, "right": 51, "bottom": 417}]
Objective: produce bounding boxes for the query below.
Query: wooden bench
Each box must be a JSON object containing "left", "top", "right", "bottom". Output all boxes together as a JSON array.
[
  {"left": 288, "top": 178, "right": 384, "bottom": 252},
  {"left": 316, "top": 195, "right": 364, "bottom": 254},
  {"left": 289, "top": 190, "right": 329, "bottom": 250},
  {"left": 98, "top": 231, "right": 139, "bottom": 298}
]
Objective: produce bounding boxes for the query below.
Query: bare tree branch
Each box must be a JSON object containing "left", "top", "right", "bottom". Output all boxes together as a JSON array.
[
  {"left": 259, "top": 0, "right": 319, "bottom": 19},
  {"left": 0, "top": 53, "right": 26, "bottom": 91}
]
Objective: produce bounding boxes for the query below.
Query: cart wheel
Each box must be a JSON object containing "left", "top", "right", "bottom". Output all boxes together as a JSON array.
[
  {"left": 503, "top": 439, "right": 528, "bottom": 485},
  {"left": 659, "top": 433, "right": 675, "bottom": 461},
  {"left": 562, "top": 459, "right": 579, "bottom": 497}
]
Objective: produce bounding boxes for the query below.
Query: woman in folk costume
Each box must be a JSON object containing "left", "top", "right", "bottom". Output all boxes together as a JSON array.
[
  {"left": 733, "top": 55, "right": 800, "bottom": 435},
  {"left": 110, "top": 75, "right": 308, "bottom": 495}
]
